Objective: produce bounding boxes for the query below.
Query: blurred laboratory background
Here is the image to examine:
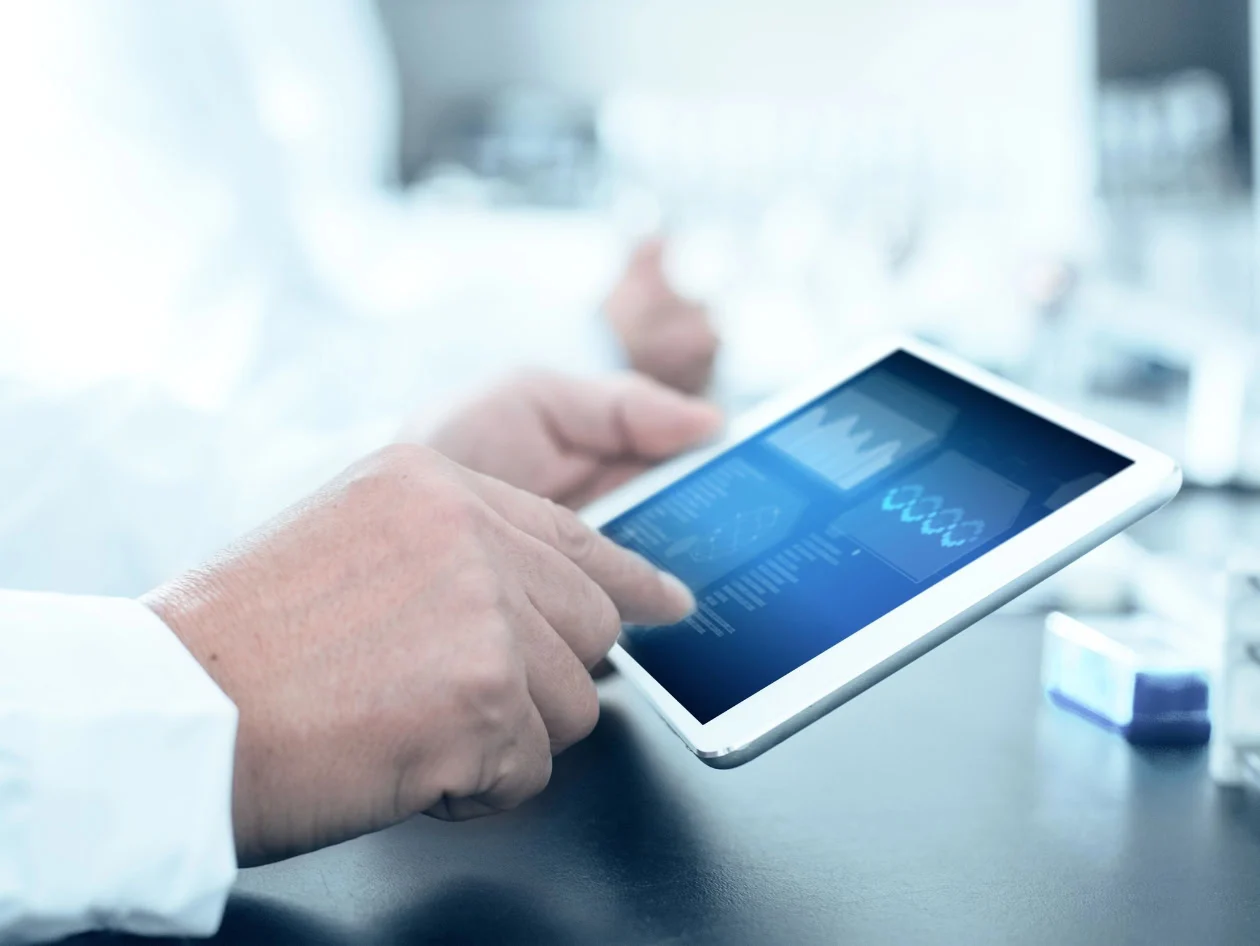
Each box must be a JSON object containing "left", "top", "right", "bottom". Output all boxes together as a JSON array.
[{"left": 1, "top": 0, "right": 1259, "bottom": 628}]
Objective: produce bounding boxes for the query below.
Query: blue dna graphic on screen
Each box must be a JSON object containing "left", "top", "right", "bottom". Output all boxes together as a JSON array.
[
  {"left": 880, "top": 484, "right": 985, "bottom": 549},
  {"left": 833, "top": 450, "right": 1030, "bottom": 582}
]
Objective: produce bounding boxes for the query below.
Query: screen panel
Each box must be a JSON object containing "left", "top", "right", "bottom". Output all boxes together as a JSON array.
[{"left": 603, "top": 350, "right": 1132, "bottom": 724}]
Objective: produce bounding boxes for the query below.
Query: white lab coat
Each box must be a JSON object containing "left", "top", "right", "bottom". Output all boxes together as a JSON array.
[
  {"left": 0, "top": 0, "right": 623, "bottom": 593},
  {"left": 0, "top": 592, "right": 238, "bottom": 942},
  {"left": 0, "top": 0, "right": 624, "bottom": 397},
  {"left": 0, "top": 1, "right": 621, "bottom": 940}
]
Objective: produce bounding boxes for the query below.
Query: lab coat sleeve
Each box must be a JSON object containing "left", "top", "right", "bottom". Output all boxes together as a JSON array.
[{"left": 0, "top": 591, "right": 238, "bottom": 944}]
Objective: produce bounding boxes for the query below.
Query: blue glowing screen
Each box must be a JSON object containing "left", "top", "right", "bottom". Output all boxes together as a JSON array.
[{"left": 603, "top": 350, "right": 1131, "bottom": 723}]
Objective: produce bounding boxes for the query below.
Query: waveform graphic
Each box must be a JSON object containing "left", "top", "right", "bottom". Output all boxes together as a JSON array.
[
  {"left": 766, "top": 387, "right": 943, "bottom": 491},
  {"left": 880, "top": 485, "right": 986, "bottom": 548}
]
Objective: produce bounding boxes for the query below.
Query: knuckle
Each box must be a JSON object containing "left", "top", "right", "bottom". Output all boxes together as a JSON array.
[
  {"left": 341, "top": 446, "right": 445, "bottom": 550},
  {"left": 569, "top": 586, "right": 621, "bottom": 668},
  {"left": 430, "top": 758, "right": 491, "bottom": 808},
  {"left": 430, "top": 481, "right": 489, "bottom": 535},
  {"left": 548, "top": 501, "right": 597, "bottom": 560},
  {"left": 560, "top": 681, "right": 601, "bottom": 749},
  {"left": 346, "top": 445, "right": 490, "bottom": 536},
  {"left": 448, "top": 555, "right": 505, "bottom": 615},
  {"left": 449, "top": 621, "right": 522, "bottom": 732},
  {"left": 447, "top": 766, "right": 488, "bottom": 803},
  {"left": 591, "top": 592, "right": 623, "bottom": 657},
  {"left": 419, "top": 487, "right": 499, "bottom": 569},
  {"left": 527, "top": 751, "right": 554, "bottom": 797},
  {"left": 498, "top": 745, "right": 553, "bottom": 807}
]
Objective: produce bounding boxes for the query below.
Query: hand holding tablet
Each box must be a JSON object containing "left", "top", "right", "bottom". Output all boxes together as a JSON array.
[{"left": 581, "top": 337, "right": 1181, "bottom": 766}]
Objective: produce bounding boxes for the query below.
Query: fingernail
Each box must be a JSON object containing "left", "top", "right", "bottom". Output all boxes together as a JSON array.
[{"left": 659, "top": 572, "right": 697, "bottom": 617}]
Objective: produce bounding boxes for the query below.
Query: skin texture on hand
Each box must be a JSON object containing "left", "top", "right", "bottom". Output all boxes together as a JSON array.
[
  {"left": 604, "top": 239, "right": 720, "bottom": 395},
  {"left": 143, "top": 444, "right": 696, "bottom": 866},
  {"left": 420, "top": 371, "right": 723, "bottom": 509}
]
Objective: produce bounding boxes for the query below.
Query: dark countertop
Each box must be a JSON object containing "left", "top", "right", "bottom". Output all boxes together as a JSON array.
[
  {"left": 130, "top": 606, "right": 1260, "bottom": 946},
  {"left": 52, "top": 487, "right": 1260, "bottom": 945}
]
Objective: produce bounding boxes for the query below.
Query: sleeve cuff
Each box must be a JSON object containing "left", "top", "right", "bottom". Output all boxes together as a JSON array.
[{"left": 0, "top": 591, "right": 238, "bottom": 942}]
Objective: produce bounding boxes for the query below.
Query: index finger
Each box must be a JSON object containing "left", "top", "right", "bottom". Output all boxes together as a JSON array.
[{"left": 461, "top": 469, "right": 695, "bottom": 626}]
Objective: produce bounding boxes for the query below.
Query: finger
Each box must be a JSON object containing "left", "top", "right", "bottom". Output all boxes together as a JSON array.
[
  {"left": 564, "top": 460, "right": 651, "bottom": 509},
  {"left": 472, "top": 696, "right": 554, "bottom": 814},
  {"left": 509, "top": 587, "right": 603, "bottom": 750},
  {"left": 655, "top": 307, "right": 720, "bottom": 357},
  {"left": 424, "top": 795, "right": 499, "bottom": 822},
  {"left": 520, "top": 372, "right": 722, "bottom": 462},
  {"left": 504, "top": 531, "right": 622, "bottom": 668},
  {"left": 426, "top": 699, "right": 553, "bottom": 822},
  {"left": 627, "top": 237, "right": 668, "bottom": 286},
  {"left": 461, "top": 470, "right": 695, "bottom": 626}
]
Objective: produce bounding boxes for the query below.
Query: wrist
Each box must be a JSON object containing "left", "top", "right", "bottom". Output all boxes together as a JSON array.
[
  {"left": 143, "top": 569, "right": 269, "bottom": 862},
  {"left": 142, "top": 567, "right": 248, "bottom": 694}
]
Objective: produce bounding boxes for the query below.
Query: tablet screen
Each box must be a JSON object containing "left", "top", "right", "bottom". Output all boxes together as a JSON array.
[{"left": 603, "top": 350, "right": 1132, "bottom": 723}]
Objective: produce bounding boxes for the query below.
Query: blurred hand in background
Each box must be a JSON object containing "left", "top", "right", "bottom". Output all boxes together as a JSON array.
[
  {"left": 604, "top": 239, "right": 721, "bottom": 395},
  {"left": 419, "top": 371, "right": 723, "bottom": 509}
]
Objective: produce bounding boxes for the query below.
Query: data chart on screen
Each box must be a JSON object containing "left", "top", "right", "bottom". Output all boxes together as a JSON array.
[{"left": 765, "top": 371, "right": 956, "bottom": 492}]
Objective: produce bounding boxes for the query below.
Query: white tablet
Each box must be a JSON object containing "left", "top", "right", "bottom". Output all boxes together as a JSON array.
[{"left": 581, "top": 336, "right": 1181, "bottom": 767}]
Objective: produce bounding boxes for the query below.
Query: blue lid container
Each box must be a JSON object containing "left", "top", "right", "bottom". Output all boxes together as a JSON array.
[{"left": 1043, "top": 612, "right": 1211, "bottom": 746}]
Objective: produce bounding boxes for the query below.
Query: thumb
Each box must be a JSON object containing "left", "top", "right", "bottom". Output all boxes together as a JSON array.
[
  {"left": 625, "top": 238, "right": 670, "bottom": 291},
  {"left": 613, "top": 373, "right": 723, "bottom": 459},
  {"left": 529, "top": 372, "right": 722, "bottom": 461}
]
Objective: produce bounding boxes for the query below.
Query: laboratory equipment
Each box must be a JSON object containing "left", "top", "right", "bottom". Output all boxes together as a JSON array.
[
  {"left": 1210, "top": 556, "right": 1260, "bottom": 785},
  {"left": 1042, "top": 611, "right": 1211, "bottom": 745}
]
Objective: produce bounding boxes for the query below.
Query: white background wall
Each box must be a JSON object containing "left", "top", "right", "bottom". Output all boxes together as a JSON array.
[{"left": 380, "top": 0, "right": 1096, "bottom": 239}]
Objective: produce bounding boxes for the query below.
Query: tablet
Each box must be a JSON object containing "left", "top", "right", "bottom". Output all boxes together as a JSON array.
[{"left": 580, "top": 336, "right": 1181, "bottom": 767}]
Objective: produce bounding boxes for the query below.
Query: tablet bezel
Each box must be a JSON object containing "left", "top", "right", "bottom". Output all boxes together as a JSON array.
[{"left": 579, "top": 335, "right": 1182, "bottom": 765}]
